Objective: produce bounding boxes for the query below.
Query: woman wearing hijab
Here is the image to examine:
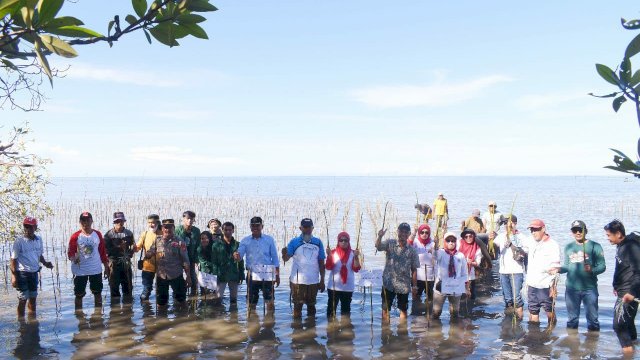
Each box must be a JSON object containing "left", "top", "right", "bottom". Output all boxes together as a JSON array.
[
  {"left": 325, "top": 231, "right": 361, "bottom": 319},
  {"left": 409, "top": 224, "right": 436, "bottom": 312},
  {"left": 433, "top": 232, "right": 469, "bottom": 319},
  {"left": 458, "top": 229, "right": 483, "bottom": 300}
]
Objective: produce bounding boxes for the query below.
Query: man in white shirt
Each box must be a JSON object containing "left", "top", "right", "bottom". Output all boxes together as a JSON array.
[{"left": 526, "top": 219, "right": 561, "bottom": 324}]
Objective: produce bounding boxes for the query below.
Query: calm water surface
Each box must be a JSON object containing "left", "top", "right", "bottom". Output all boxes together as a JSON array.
[{"left": 1, "top": 176, "right": 639, "bottom": 359}]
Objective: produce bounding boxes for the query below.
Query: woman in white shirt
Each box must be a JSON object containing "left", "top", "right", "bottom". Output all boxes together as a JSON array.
[
  {"left": 433, "top": 232, "right": 469, "bottom": 319},
  {"left": 325, "top": 231, "right": 361, "bottom": 319},
  {"left": 409, "top": 224, "right": 435, "bottom": 312}
]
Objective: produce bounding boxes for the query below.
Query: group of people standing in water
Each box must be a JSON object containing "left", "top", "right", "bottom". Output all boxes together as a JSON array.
[{"left": 8, "top": 196, "right": 640, "bottom": 355}]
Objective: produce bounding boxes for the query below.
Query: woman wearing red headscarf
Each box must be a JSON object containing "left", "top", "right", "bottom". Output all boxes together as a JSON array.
[
  {"left": 325, "top": 231, "right": 361, "bottom": 319},
  {"left": 458, "top": 229, "right": 483, "bottom": 300},
  {"left": 408, "top": 223, "right": 435, "bottom": 313}
]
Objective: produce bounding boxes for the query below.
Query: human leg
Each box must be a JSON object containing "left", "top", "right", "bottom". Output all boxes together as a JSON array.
[
  {"left": 565, "top": 288, "right": 580, "bottom": 329},
  {"left": 432, "top": 290, "right": 445, "bottom": 319},
  {"left": 584, "top": 288, "right": 600, "bottom": 331},
  {"left": 140, "top": 270, "right": 155, "bottom": 300},
  {"left": 156, "top": 277, "right": 170, "bottom": 306}
]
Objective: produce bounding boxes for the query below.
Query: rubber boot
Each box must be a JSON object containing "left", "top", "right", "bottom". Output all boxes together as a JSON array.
[
  {"left": 94, "top": 294, "right": 102, "bottom": 308},
  {"left": 293, "top": 304, "right": 303, "bottom": 319},
  {"left": 74, "top": 296, "right": 83, "bottom": 310},
  {"left": 307, "top": 304, "right": 316, "bottom": 317}
]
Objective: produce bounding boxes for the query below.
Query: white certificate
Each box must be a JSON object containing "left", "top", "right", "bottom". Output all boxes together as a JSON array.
[
  {"left": 356, "top": 269, "right": 383, "bottom": 287},
  {"left": 197, "top": 271, "right": 218, "bottom": 290},
  {"left": 251, "top": 264, "right": 276, "bottom": 281}
]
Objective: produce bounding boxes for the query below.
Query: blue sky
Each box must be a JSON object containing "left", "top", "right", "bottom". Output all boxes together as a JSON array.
[{"left": 5, "top": 1, "right": 640, "bottom": 176}]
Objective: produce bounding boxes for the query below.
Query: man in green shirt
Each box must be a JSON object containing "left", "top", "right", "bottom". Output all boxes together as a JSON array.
[
  {"left": 551, "top": 220, "right": 606, "bottom": 331},
  {"left": 175, "top": 210, "right": 201, "bottom": 296}
]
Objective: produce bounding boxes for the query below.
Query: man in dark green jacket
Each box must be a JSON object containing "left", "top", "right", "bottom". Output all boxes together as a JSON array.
[
  {"left": 175, "top": 210, "right": 201, "bottom": 296},
  {"left": 209, "top": 222, "right": 244, "bottom": 307},
  {"left": 551, "top": 220, "right": 605, "bottom": 331}
]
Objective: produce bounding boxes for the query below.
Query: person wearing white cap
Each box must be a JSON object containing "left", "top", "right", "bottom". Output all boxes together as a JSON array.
[
  {"left": 526, "top": 219, "right": 561, "bottom": 324},
  {"left": 104, "top": 211, "right": 135, "bottom": 300},
  {"left": 432, "top": 232, "right": 468, "bottom": 319},
  {"left": 482, "top": 201, "right": 503, "bottom": 235},
  {"left": 10, "top": 216, "right": 53, "bottom": 317}
]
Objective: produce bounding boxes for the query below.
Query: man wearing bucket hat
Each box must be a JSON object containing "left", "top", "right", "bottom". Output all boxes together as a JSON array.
[
  {"left": 10, "top": 216, "right": 53, "bottom": 317},
  {"left": 526, "top": 219, "right": 561, "bottom": 324},
  {"left": 68, "top": 211, "right": 110, "bottom": 310},
  {"left": 550, "top": 220, "right": 605, "bottom": 331},
  {"left": 376, "top": 222, "right": 419, "bottom": 323},
  {"left": 104, "top": 211, "right": 135, "bottom": 300}
]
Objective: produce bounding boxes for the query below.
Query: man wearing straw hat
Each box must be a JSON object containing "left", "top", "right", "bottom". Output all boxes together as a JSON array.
[
  {"left": 282, "top": 218, "right": 326, "bottom": 319},
  {"left": 175, "top": 210, "right": 201, "bottom": 296},
  {"left": 604, "top": 219, "right": 640, "bottom": 356},
  {"left": 234, "top": 216, "right": 280, "bottom": 313},
  {"left": 525, "top": 219, "right": 560, "bottom": 324},
  {"left": 68, "top": 211, "right": 110, "bottom": 310},
  {"left": 550, "top": 220, "right": 605, "bottom": 332},
  {"left": 104, "top": 211, "right": 135, "bottom": 300},
  {"left": 135, "top": 214, "right": 162, "bottom": 300},
  {"left": 376, "top": 222, "right": 419, "bottom": 323},
  {"left": 147, "top": 219, "right": 191, "bottom": 306},
  {"left": 10, "top": 216, "right": 53, "bottom": 317}
]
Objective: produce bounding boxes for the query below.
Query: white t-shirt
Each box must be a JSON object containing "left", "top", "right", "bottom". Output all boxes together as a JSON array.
[
  {"left": 11, "top": 235, "right": 43, "bottom": 272},
  {"left": 457, "top": 241, "right": 483, "bottom": 281},
  {"left": 327, "top": 251, "right": 357, "bottom": 292},
  {"left": 290, "top": 241, "right": 322, "bottom": 285},
  {"left": 72, "top": 232, "right": 104, "bottom": 276},
  {"left": 434, "top": 249, "right": 468, "bottom": 295},
  {"left": 411, "top": 240, "right": 435, "bottom": 281},
  {"left": 526, "top": 235, "right": 561, "bottom": 289},
  {"left": 494, "top": 231, "right": 529, "bottom": 274},
  {"left": 482, "top": 211, "right": 503, "bottom": 233}
]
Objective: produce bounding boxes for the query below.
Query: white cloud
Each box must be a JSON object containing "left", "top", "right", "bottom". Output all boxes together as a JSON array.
[
  {"left": 514, "top": 92, "right": 587, "bottom": 110},
  {"left": 349, "top": 75, "right": 514, "bottom": 108},
  {"left": 148, "top": 110, "right": 214, "bottom": 121},
  {"left": 50, "top": 145, "right": 79, "bottom": 156},
  {"left": 67, "top": 63, "right": 181, "bottom": 87},
  {"left": 130, "top": 146, "right": 241, "bottom": 165}
]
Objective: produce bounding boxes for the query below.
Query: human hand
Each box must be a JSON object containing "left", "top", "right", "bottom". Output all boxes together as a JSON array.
[
  {"left": 583, "top": 264, "right": 592, "bottom": 272},
  {"left": 233, "top": 252, "right": 240, "bottom": 261},
  {"left": 11, "top": 275, "right": 17, "bottom": 288},
  {"left": 377, "top": 228, "right": 387, "bottom": 239},
  {"left": 275, "top": 274, "right": 280, "bottom": 287},
  {"left": 622, "top": 293, "right": 636, "bottom": 304},
  {"left": 353, "top": 249, "right": 360, "bottom": 257},
  {"left": 548, "top": 267, "right": 560, "bottom": 275},
  {"left": 44, "top": 261, "right": 53, "bottom": 269},
  {"left": 319, "top": 281, "right": 325, "bottom": 293}
]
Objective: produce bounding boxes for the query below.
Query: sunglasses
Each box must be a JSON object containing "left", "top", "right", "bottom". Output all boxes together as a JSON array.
[
  {"left": 464, "top": 234, "right": 474, "bottom": 238},
  {"left": 338, "top": 238, "right": 349, "bottom": 242},
  {"left": 420, "top": 230, "right": 430, "bottom": 234},
  {"left": 529, "top": 227, "right": 542, "bottom": 233},
  {"left": 489, "top": 205, "right": 496, "bottom": 208},
  {"left": 571, "top": 228, "right": 583, "bottom": 234},
  {"left": 445, "top": 238, "right": 457, "bottom": 243}
]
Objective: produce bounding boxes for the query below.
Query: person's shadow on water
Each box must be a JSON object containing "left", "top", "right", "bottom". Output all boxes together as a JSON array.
[{"left": 14, "top": 316, "right": 43, "bottom": 360}]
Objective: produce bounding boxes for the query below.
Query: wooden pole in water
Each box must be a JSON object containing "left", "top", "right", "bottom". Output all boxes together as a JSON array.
[{"left": 375, "top": 201, "right": 389, "bottom": 256}]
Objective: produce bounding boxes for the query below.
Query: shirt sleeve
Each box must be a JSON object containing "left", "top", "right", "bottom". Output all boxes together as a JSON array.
[
  {"left": 325, "top": 250, "right": 335, "bottom": 270},
  {"left": 181, "top": 240, "right": 190, "bottom": 267},
  {"left": 286, "top": 238, "right": 296, "bottom": 257},
  {"left": 238, "top": 239, "right": 246, "bottom": 259},
  {"left": 318, "top": 240, "right": 326, "bottom": 260},
  {"left": 412, "top": 250, "right": 420, "bottom": 271},
  {"left": 270, "top": 238, "right": 280, "bottom": 267},
  {"left": 592, "top": 242, "right": 606, "bottom": 276},
  {"left": 376, "top": 239, "right": 388, "bottom": 252},
  {"left": 68, "top": 232, "right": 78, "bottom": 259},
  {"left": 96, "top": 231, "right": 108, "bottom": 263},
  {"left": 558, "top": 244, "right": 570, "bottom": 274},
  {"left": 10, "top": 239, "right": 19, "bottom": 260}
]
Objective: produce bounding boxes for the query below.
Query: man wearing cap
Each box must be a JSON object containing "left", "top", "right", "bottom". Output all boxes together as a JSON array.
[
  {"left": 175, "top": 210, "right": 201, "bottom": 296},
  {"left": 104, "top": 212, "right": 135, "bottom": 299},
  {"left": 376, "top": 222, "right": 419, "bottom": 323},
  {"left": 135, "top": 214, "right": 162, "bottom": 300},
  {"left": 550, "top": 220, "right": 605, "bottom": 331},
  {"left": 234, "top": 216, "right": 280, "bottom": 313},
  {"left": 10, "top": 217, "right": 53, "bottom": 317},
  {"left": 68, "top": 212, "right": 110, "bottom": 309},
  {"left": 482, "top": 201, "right": 503, "bottom": 235},
  {"left": 526, "top": 219, "right": 561, "bottom": 324},
  {"left": 147, "top": 219, "right": 191, "bottom": 306},
  {"left": 282, "top": 218, "right": 326, "bottom": 319},
  {"left": 493, "top": 215, "right": 528, "bottom": 320},
  {"left": 604, "top": 219, "right": 640, "bottom": 355}
]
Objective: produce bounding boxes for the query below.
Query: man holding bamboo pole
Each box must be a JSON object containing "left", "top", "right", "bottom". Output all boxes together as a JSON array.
[
  {"left": 493, "top": 215, "right": 527, "bottom": 320},
  {"left": 376, "top": 222, "right": 419, "bottom": 323},
  {"left": 282, "top": 218, "right": 326, "bottom": 319},
  {"left": 549, "top": 220, "right": 605, "bottom": 331}
]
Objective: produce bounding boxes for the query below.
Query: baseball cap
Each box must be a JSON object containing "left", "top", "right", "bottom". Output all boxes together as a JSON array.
[
  {"left": 161, "top": 219, "right": 175, "bottom": 226},
  {"left": 488, "top": 201, "right": 497, "bottom": 206},
  {"left": 113, "top": 211, "right": 126, "bottom": 223},
  {"left": 250, "top": 216, "right": 263, "bottom": 225},
  {"left": 23, "top": 217, "right": 37, "bottom": 226},
  {"left": 528, "top": 219, "right": 545, "bottom": 229},
  {"left": 570, "top": 220, "right": 587, "bottom": 231},
  {"left": 300, "top": 218, "right": 314, "bottom": 227},
  {"left": 398, "top": 222, "right": 411, "bottom": 232},
  {"left": 79, "top": 212, "right": 93, "bottom": 221},
  {"left": 443, "top": 231, "right": 457, "bottom": 240}
]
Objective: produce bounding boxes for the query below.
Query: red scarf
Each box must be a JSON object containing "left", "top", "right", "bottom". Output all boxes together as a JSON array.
[
  {"left": 334, "top": 231, "right": 352, "bottom": 284},
  {"left": 413, "top": 224, "right": 432, "bottom": 246},
  {"left": 444, "top": 247, "right": 457, "bottom": 278},
  {"left": 459, "top": 238, "right": 479, "bottom": 273}
]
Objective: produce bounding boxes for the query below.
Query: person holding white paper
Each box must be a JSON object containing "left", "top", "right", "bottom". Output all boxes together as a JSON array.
[{"left": 408, "top": 223, "right": 435, "bottom": 313}]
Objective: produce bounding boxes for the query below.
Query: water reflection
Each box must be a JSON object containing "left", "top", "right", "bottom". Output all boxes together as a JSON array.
[
  {"left": 71, "top": 309, "right": 106, "bottom": 359},
  {"left": 290, "top": 318, "right": 326, "bottom": 358},
  {"left": 246, "top": 314, "right": 280, "bottom": 359},
  {"left": 326, "top": 318, "right": 356, "bottom": 359},
  {"left": 14, "top": 317, "right": 42, "bottom": 359},
  {"left": 380, "top": 323, "right": 418, "bottom": 359}
]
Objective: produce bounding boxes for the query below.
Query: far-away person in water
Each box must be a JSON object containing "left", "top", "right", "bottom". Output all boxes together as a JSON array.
[
  {"left": 526, "top": 219, "right": 560, "bottom": 325},
  {"left": 68, "top": 212, "right": 109, "bottom": 310},
  {"left": 10, "top": 217, "right": 53, "bottom": 317},
  {"left": 432, "top": 232, "right": 468, "bottom": 320},
  {"left": 175, "top": 210, "right": 201, "bottom": 296},
  {"left": 376, "top": 222, "right": 419, "bottom": 324},
  {"left": 103, "top": 211, "right": 135, "bottom": 301},
  {"left": 135, "top": 214, "right": 162, "bottom": 301},
  {"left": 234, "top": 216, "right": 280, "bottom": 314},
  {"left": 605, "top": 219, "right": 640, "bottom": 356},
  {"left": 147, "top": 219, "right": 191, "bottom": 307},
  {"left": 550, "top": 220, "right": 605, "bottom": 332},
  {"left": 325, "top": 231, "right": 361, "bottom": 319},
  {"left": 211, "top": 222, "right": 244, "bottom": 308},
  {"left": 282, "top": 218, "right": 326, "bottom": 319}
]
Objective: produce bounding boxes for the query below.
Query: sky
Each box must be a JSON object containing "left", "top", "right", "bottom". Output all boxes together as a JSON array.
[{"left": 4, "top": 1, "right": 640, "bottom": 177}]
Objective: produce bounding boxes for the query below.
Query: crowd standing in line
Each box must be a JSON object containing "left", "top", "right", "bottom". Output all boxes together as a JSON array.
[{"left": 9, "top": 195, "right": 640, "bottom": 355}]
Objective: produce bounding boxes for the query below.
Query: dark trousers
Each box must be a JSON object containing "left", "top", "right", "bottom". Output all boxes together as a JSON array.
[
  {"left": 614, "top": 297, "right": 639, "bottom": 347},
  {"left": 73, "top": 273, "right": 103, "bottom": 297},
  {"left": 416, "top": 280, "right": 434, "bottom": 301},
  {"left": 141, "top": 270, "right": 155, "bottom": 298},
  {"left": 248, "top": 279, "right": 274, "bottom": 305},
  {"left": 108, "top": 261, "right": 132, "bottom": 297},
  {"left": 156, "top": 276, "right": 187, "bottom": 306},
  {"left": 327, "top": 289, "right": 353, "bottom": 317}
]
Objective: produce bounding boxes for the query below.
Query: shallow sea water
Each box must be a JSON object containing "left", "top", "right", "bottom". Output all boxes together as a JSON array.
[{"left": 1, "top": 176, "right": 639, "bottom": 359}]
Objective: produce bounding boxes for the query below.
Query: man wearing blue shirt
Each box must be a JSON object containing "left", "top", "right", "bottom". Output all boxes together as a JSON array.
[
  {"left": 234, "top": 216, "right": 280, "bottom": 313},
  {"left": 282, "top": 218, "right": 326, "bottom": 319}
]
